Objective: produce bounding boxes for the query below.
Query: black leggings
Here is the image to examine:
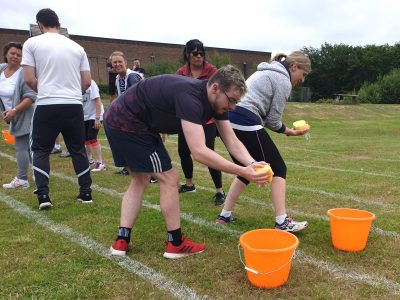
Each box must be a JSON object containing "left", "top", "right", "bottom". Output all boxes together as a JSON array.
[
  {"left": 178, "top": 123, "right": 222, "bottom": 189},
  {"left": 231, "top": 128, "right": 287, "bottom": 185}
]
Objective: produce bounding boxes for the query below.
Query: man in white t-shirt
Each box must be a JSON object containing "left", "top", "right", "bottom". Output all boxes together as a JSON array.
[{"left": 22, "top": 8, "right": 93, "bottom": 210}]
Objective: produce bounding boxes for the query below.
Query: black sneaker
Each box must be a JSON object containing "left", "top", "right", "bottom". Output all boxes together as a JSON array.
[
  {"left": 178, "top": 184, "right": 196, "bottom": 193},
  {"left": 115, "top": 168, "right": 129, "bottom": 175},
  {"left": 77, "top": 192, "right": 93, "bottom": 204},
  {"left": 150, "top": 176, "right": 158, "bottom": 183},
  {"left": 215, "top": 214, "right": 236, "bottom": 224},
  {"left": 213, "top": 192, "right": 226, "bottom": 206},
  {"left": 38, "top": 194, "right": 53, "bottom": 210}
]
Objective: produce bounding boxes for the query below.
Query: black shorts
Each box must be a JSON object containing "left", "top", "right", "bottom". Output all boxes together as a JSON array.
[
  {"left": 104, "top": 125, "right": 172, "bottom": 173},
  {"left": 84, "top": 120, "right": 100, "bottom": 141}
]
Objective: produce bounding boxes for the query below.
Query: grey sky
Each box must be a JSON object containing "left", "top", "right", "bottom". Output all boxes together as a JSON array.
[{"left": 0, "top": 0, "right": 398, "bottom": 53}]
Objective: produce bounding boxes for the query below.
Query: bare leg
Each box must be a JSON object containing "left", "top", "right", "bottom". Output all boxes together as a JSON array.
[
  {"left": 271, "top": 176, "right": 286, "bottom": 216},
  {"left": 185, "top": 178, "right": 194, "bottom": 186},
  {"left": 119, "top": 172, "right": 150, "bottom": 228},
  {"left": 222, "top": 177, "right": 247, "bottom": 211},
  {"left": 91, "top": 143, "right": 102, "bottom": 162},
  {"left": 155, "top": 168, "right": 181, "bottom": 230}
]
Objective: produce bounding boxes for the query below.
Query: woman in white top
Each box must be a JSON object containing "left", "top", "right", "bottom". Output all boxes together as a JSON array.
[{"left": 1, "top": 42, "right": 36, "bottom": 189}]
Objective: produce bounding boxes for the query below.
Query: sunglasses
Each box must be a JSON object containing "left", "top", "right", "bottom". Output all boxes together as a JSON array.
[{"left": 190, "top": 51, "right": 205, "bottom": 57}]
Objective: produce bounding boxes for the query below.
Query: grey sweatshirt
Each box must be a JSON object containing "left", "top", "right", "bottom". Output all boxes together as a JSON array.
[
  {"left": 238, "top": 61, "right": 292, "bottom": 132},
  {"left": 0, "top": 64, "right": 36, "bottom": 136}
]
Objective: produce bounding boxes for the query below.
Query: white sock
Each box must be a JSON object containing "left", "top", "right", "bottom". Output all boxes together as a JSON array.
[
  {"left": 276, "top": 214, "right": 287, "bottom": 224},
  {"left": 54, "top": 144, "right": 61, "bottom": 150},
  {"left": 220, "top": 209, "right": 232, "bottom": 218}
]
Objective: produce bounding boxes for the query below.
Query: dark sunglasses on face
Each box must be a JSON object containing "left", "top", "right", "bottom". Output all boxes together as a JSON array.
[{"left": 191, "top": 51, "right": 205, "bottom": 57}]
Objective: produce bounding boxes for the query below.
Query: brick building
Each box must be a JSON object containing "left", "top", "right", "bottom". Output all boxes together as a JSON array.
[{"left": 0, "top": 28, "right": 271, "bottom": 84}]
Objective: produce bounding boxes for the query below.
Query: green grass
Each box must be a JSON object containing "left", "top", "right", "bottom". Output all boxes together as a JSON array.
[{"left": 0, "top": 103, "right": 399, "bottom": 299}]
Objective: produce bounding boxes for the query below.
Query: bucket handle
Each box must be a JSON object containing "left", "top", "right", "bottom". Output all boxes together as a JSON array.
[{"left": 238, "top": 244, "right": 296, "bottom": 275}]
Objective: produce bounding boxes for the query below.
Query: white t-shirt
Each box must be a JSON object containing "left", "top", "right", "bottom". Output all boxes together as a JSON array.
[
  {"left": 82, "top": 80, "right": 104, "bottom": 121},
  {"left": 22, "top": 32, "right": 90, "bottom": 106},
  {"left": 0, "top": 68, "right": 22, "bottom": 109}
]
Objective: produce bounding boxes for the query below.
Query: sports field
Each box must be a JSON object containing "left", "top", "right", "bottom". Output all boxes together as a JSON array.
[{"left": 1, "top": 103, "right": 399, "bottom": 299}]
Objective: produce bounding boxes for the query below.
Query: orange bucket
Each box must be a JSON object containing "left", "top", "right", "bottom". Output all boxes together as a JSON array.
[
  {"left": 2, "top": 130, "right": 15, "bottom": 145},
  {"left": 239, "top": 229, "right": 299, "bottom": 288},
  {"left": 327, "top": 208, "right": 375, "bottom": 252}
]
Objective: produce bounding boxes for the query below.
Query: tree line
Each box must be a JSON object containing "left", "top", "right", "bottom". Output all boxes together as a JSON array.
[{"left": 302, "top": 43, "right": 400, "bottom": 103}]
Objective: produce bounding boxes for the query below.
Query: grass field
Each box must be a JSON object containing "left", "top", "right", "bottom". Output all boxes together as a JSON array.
[{"left": 0, "top": 103, "right": 399, "bottom": 299}]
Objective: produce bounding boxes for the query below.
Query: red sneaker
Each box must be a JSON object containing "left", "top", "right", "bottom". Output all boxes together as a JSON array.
[
  {"left": 110, "top": 239, "right": 129, "bottom": 256},
  {"left": 163, "top": 235, "right": 206, "bottom": 259}
]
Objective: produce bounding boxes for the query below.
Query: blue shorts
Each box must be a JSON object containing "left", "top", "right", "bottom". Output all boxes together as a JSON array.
[{"left": 104, "top": 125, "right": 172, "bottom": 173}]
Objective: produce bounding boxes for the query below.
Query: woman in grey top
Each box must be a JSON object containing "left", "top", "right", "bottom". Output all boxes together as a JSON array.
[
  {"left": 1, "top": 42, "right": 36, "bottom": 189},
  {"left": 216, "top": 51, "right": 311, "bottom": 232}
]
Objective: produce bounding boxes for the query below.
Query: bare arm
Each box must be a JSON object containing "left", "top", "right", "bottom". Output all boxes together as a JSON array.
[
  {"left": 3, "top": 98, "right": 34, "bottom": 123},
  {"left": 94, "top": 97, "right": 102, "bottom": 129},
  {"left": 181, "top": 120, "right": 269, "bottom": 184},
  {"left": 23, "top": 66, "right": 37, "bottom": 92},
  {"left": 81, "top": 71, "right": 92, "bottom": 92}
]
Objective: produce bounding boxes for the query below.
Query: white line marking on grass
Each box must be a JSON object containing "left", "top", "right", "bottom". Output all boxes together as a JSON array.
[
  {"left": 190, "top": 183, "right": 400, "bottom": 239},
  {"left": 44, "top": 172, "right": 400, "bottom": 295},
  {"left": 287, "top": 185, "right": 399, "bottom": 211},
  {"left": 297, "top": 250, "right": 400, "bottom": 295},
  {"left": 287, "top": 162, "right": 400, "bottom": 179},
  {"left": 283, "top": 147, "right": 400, "bottom": 163},
  {"left": 2, "top": 152, "right": 399, "bottom": 294},
  {"left": 164, "top": 139, "right": 400, "bottom": 179},
  {"left": 0, "top": 192, "right": 208, "bottom": 300}
]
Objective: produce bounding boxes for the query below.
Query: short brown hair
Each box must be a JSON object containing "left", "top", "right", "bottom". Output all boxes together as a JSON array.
[{"left": 3, "top": 42, "right": 22, "bottom": 63}]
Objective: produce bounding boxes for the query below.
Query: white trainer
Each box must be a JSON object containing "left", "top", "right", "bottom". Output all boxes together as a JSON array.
[
  {"left": 3, "top": 177, "right": 30, "bottom": 189},
  {"left": 91, "top": 162, "right": 106, "bottom": 172}
]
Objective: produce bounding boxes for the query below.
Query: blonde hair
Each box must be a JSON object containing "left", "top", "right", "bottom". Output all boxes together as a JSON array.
[
  {"left": 271, "top": 51, "right": 311, "bottom": 74},
  {"left": 110, "top": 51, "right": 126, "bottom": 61}
]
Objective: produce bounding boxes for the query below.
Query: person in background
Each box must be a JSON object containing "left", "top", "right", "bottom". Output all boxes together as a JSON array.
[
  {"left": 82, "top": 80, "right": 105, "bottom": 172},
  {"left": 1, "top": 42, "right": 36, "bottom": 189},
  {"left": 22, "top": 8, "right": 93, "bottom": 209},
  {"left": 104, "top": 65, "right": 271, "bottom": 258},
  {"left": 51, "top": 134, "right": 62, "bottom": 154},
  {"left": 132, "top": 58, "right": 145, "bottom": 77},
  {"left": 176, "top": 39, "right": 226, "bottom": 206},
  {"left": 107, "top": 57, "right": 118, "bottom": 103},
  {"left": 110, "top": 51, "right": 143, "bottom": 175},
  {"left": 216, "top": 51, "right": 311, "bottom": 232}
]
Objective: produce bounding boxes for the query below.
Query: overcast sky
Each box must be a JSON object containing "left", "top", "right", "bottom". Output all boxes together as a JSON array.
[{"left": 1, "top": 0, "right": 398, "bottom": 54}]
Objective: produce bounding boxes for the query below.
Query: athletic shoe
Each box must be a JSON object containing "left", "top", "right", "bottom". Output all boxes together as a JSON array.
[
  {"left": 110, "top": 239, "right": 129, "bottom": 256},
  {"left": 163, "top": 235, "right": 206, "bottom": 259},
  {"left": 59, "top": 151, "right": 71, "bottom": 158},
  {"left": 213, "top": 192, "right": 226, "bottom": 206},
  {"left": 178, "top": 184, "right": 196, "bottom": 193},
  {"left": 50, "top": 147, "right": 62, "bottom": 154},
  {"left": 115, "top": 168, "right": 129, "bottom": 175},
  {"left": 275, "top": 216, "right": 308, "bottom": 232},
  {"left": 89, "top": 159, "right": 95, "bottom": 166},
  {"left": 38, "top": 194, "right": 53, "bottom": 210},
  {"left": 150, "top": 176, "right": 158, "bottom": 183},
  {"left": 91, "top": 162, "right": 106, "bottom": 172},
  {"left": 215, "top": 214, "right": 236, "bottom": 224},
  {"left": 3, "top": 177, "right": 29, "bottom": 189},
  {"left": 76, "top": 192, "right": 93, "bottom": 204}
]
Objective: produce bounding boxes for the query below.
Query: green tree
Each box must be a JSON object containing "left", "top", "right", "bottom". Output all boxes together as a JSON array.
[
  {"left": 359, "top": 68, "right": 400, "bottom": 104},
  {"left": 145, "top": 59, "right": 181, "bottom": 77},
  {"left": 303, "top": 42, "right": 400, "bottom": 101}
]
